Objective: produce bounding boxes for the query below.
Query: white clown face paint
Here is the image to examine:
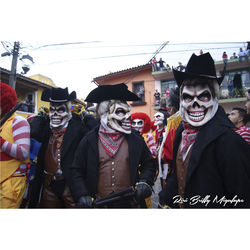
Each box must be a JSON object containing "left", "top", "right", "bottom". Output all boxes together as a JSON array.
[
  {"left": 131, "top": 118, "right": 144, "bottom": 134},
  {"left": 107, "top": 101, "right": 131, "bottom": 134},
  {"left": 153, "top": 112, "right": 164, "bottom": 127},
  {"left": 180, "top": 84, "right": 218, "bottom": 127},
  {"left": 49, "top": 102, "right": 71, "bottom": 130}
]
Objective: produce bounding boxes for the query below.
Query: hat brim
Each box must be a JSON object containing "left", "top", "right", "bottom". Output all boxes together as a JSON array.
[
  {"left": 85, "top": 84, "right": 140, "bottom": 103},
  {"left": 173, "top": 69, "right": 224, "bottom": 88},
  {"left": 41, "top": 89, "right": 76, "bottom": 103}
]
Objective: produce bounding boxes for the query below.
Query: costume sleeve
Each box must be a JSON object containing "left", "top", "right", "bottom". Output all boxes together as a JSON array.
[
  {"left": 30, "top": 115, "right": 50, "bottom": 142},
  {"left": 0, "top": 116, "right": 30, "bottom": 161},
  {"left": 82, "top": 114, "right": 98, "bottom": 130},
  {"left": 216, "top": 130, "right": 250, "bottom": 207},
  {"left": 138, "top": 136, "right": 157, "bottom": 186},
  {"left": 146, "top": 133, "right": 157, "bottom": 157}
]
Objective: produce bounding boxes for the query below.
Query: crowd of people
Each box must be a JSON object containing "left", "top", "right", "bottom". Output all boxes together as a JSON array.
[{"left": 1, "top": 52, "right": 250, "bottom": 209}]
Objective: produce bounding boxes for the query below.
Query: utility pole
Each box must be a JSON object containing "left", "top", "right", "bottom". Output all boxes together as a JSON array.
[{"left": 9, "top": 41, "right": 20, "bottom": 89}]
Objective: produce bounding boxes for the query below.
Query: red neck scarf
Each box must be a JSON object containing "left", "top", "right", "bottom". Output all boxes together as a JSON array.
[
  {"left": 180, "top": 122, "right": 200, "bottom": 155},
  {"left": 98, "top": 125, "right": 125, "bottom": 157}
]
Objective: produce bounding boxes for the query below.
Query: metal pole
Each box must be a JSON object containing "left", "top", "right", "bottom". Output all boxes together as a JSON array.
[{"left": 9, "top": 41, "right": 20, "bottom": 89}]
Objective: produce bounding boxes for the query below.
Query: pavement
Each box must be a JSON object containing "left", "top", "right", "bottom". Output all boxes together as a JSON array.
[{"left": 151, "top": 177, "right": 162, "bottom": 208}]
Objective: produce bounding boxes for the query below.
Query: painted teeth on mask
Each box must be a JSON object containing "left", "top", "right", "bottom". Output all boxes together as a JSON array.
[
  {"left": 122, "top": 122, "right": 130, "bottom": 127},
  {"left": 52, "top": 119, "right": 62, "bottom": 123},
  {"left": 189, "top": 112, "right": 204, "bottom": 117}
]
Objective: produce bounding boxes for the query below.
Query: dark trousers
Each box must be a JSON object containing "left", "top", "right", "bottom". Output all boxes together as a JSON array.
[{"left": 39, "top": 175, "right": 76, "bottom": 208}]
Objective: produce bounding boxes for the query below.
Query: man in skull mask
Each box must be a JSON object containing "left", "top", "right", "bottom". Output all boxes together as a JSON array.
[
  {"left": 28, "top": 87, "right": 97, "bottom": 208},
  {"left": 70, "top": 83, "right": 156, "bottom": 208},
  {"left": 153, "top": 108, "right": 169, "bottom": 189},
  {"left": 159, "top": 53, "right": 250, "bottom": 208}
]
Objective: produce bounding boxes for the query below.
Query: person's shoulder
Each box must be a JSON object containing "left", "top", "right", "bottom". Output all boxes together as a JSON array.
[{"left": 13, "top": 114, "right": 29, "bottom": 125}]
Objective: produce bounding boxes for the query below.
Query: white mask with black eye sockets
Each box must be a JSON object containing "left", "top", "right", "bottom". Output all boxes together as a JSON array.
[
  {"left": 132, "top": 118, "right": 144, "bottom": 134},
  {"left": 180, "top": 85, "right": 218, "bottom": 127},
  {"left": 49, "top": 103, "right": 71, "bottom": 129},
  {"left": 153, "top": 112, "right": 164, "bottom": 127},
  {"left": 107, "top": 101, "right": 132, "bottom": 134}
]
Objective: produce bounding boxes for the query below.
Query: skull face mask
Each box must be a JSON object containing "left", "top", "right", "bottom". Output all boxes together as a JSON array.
[
  {"left": 153, "top": 112, "right": 164, "bottom": 127},
  {"left": 131, "top": 119, "right": 144, "bottom": 134},
  {"left": 180, "top": 83, "right": 218, "bottom": 127},
  {"left": 98, "top": 100, "right": 132, "bottom": 134},
  {"left": 49, "top": 102, "right": 72, "bottom": 130}
]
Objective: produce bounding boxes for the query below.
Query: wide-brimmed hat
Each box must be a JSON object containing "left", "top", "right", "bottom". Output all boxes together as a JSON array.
[
  {"left": 173, "top": 53, "right": 224, "bottom": 87},
  {"left": 41, "top": 87, "right": 76, "bottom": 103},
  {"left": 85, "top": 83, "right": 139, "bottom": 103}
]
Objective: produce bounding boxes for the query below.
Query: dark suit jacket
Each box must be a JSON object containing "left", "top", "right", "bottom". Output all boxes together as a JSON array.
[
  {"left": 28, "top": 115, "right": 97, "bottom": 208},
  {"left": 70, "top": 126, "right": 156, "bottom": 202},
  {"left": 159, "top": 106, "right": 250, "bottom": 208}
]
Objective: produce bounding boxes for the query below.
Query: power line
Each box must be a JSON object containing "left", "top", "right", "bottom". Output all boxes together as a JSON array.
[
  {"left": 47, "top": 45, "right": 241, "bottom": 65},
  {"left": 23, "top": 41, "right": 247, "bottom": 51},
  {"left": 123, "top": 41, "right": 169, "bottom": 85},
  {"left": 31, "top": 41, "right": 103, "bottom": 50}
]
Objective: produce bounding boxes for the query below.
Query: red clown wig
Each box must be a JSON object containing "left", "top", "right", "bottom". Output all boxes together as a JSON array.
[
  {"left": 0, "top": 82, "right": 17, "bottom": 115},
  {"left": 131, "top": 112, "right": 151, "bottom": 134}
]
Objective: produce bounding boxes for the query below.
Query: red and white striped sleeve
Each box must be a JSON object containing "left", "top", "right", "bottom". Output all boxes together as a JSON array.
[
  {"left": 146, "top": 133, "right": 157, "bottom": 157},
  {"left": 236, "top": 126, "right": 250, "bottom": 145},
  {"left": 0, "top": 115, "right": 30, "bottom": 160}
]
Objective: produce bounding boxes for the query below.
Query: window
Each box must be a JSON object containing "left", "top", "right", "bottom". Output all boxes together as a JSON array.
[
  {"left": 161, "top": 79, "right": 177, "bottom": 94},
  {"left": 221, "top": 69, "right": 250, "bottom": 88},
  {"left": 132, "top": 81, "right": 146, "bottom": 105},
  {"left": 16, "top": 84, "right": 36, "bottom": 113}
]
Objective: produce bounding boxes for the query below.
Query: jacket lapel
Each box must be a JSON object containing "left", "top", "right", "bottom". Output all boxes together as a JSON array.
[
  {"left": 88, "top": 127, "right": 99, "bottom": 158},
  {"left": 61, "top": 119, "right": 81, "bottom": 159}
]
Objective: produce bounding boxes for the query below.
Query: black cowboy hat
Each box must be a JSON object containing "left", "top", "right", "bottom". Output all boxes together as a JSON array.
[
  {"left": 41, "top": 87, "right": 76, "bottom": 103},
  {"left": 85, "top": 83, "right": 139, "bottom": 103},
  {"left": 173, "top": 52, "right": 224, "bottom": 87}
]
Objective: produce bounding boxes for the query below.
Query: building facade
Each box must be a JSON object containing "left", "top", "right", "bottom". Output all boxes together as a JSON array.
[{"left": 93, "top": 58, "right": 250, "bottom": 118}]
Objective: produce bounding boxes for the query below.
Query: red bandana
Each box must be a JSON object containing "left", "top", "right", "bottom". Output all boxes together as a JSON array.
[
  {"left": 180, "top": 122, "right": 200, "bottom": 155},
  {"left": 98, "top": 125, "right": 125, "bottom": 157}
]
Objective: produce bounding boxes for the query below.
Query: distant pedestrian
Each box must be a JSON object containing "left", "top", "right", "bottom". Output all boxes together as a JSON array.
[
  {"left": 154, "top": 89, "right": 161, "bottom": 106},
  {"left": 238, "top": 48, "right": 249, "bottom": 62},
  {"left": 222, "top": 52, "right": 228, "bottom": 64},
  {"left": 227, "top": 79, "right": 234, "bottom": 98},
  {"left": 228, "top": 107, "right": 250, "bottom": 144},
  {"left": 230, "top": 52, "right": 238, "bottom": 59},
  {"left": 151, "top": 57, "right": 158, "bottom": 71},
  {"left": 158, "top": 58, "right": 166, "bottom": 71}
]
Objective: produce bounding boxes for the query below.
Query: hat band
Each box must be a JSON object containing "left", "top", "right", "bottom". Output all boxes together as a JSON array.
[
  {"left": 197, "top": 74, "right": 217, "bottom": 79},
  {"left": 49, "top": 98, "right": 68, "bottom": 102}
]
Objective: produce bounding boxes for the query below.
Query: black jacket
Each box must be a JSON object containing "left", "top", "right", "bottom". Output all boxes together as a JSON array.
[
  {"left": 70, "top": 126, "right": 156, "bottom": 203},
  {"left": 28, "top": 115, "right": 98, "bottom": 208},
  {"left": 159, "top": 106, "right": 250, "bottom": 208}
]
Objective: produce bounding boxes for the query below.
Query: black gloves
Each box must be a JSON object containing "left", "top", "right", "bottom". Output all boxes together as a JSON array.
[
  {"left": 135, "top": 181, "right": 152, "bottom": 202},
  {"left": 77, "top": 196, "right": 93, "bottom": 208}
]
